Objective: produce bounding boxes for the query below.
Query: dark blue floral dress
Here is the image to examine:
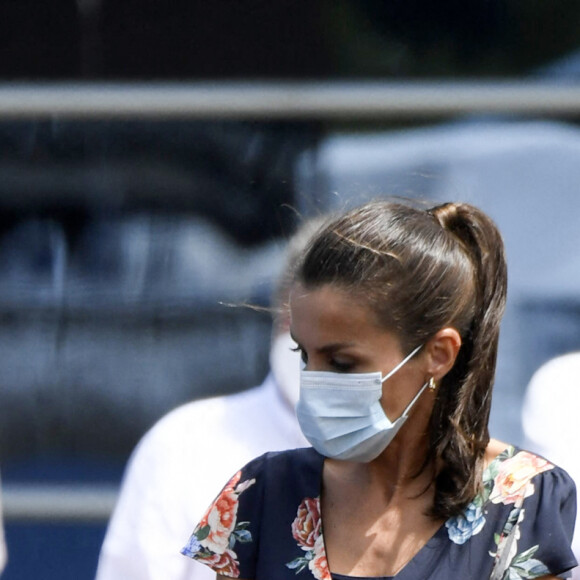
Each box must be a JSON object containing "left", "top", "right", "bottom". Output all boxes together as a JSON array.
[{"left": 182, "top": 446, "right": 577, "bottom": 579}]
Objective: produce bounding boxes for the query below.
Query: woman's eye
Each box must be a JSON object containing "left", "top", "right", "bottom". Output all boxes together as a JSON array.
[{"left": 330, "top": 359, "right": 354, "bottom": 373}]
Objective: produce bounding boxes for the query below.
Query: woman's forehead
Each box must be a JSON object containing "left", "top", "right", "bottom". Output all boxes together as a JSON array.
[
  {"left": 289, "top": 282, "right": 351, "bottom": 311},
  {"left": 290, "top": 283, "right": 378, "bottom": 335}
]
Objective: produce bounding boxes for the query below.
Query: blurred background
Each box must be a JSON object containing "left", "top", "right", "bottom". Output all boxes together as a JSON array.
[{"left": 2, "top": 1, "right": 580, "bottom": 577}]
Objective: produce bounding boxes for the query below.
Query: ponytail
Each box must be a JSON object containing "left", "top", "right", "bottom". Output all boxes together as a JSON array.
[{"left": 428, "top": 202, "right": 507, "bottom": 518}]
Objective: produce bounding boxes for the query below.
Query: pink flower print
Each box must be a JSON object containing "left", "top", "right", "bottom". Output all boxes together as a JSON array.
[
  {"left": 203, "top": 549, "right": 241, "bottom": 577},
  {"left": 291, "top": 497, "right": 322, "bottom": 550},
  {"left": 489, "top": 451, "right": 553, "bottom": 506},
  {"left": 224, "top": 470, "right": 242, "bottom": 492},
  {"left": 199, "top": 487, "right": 240, "bottom": 553},
  {"left": 184, "top": 470, "right": 255, "bottom": 577},
  {"left": 196, "top": 470, "right": 255, "bottom": 554},
  {"left": 309, "top": 535, "right": 331, "bottom": 580},
  {"left": 287, "top": 496, "right": 330, "bottom": 578}
]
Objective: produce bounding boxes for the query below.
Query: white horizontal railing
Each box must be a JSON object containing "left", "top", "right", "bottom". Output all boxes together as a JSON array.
[
  {"left": 2, "top": 484, "right": 118, "bottom": 522},
  {"left": 0, "top": 80, "right": 580, "bottom": 119}
]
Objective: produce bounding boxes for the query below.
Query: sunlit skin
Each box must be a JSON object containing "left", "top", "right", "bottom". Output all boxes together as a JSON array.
[{"left": 217, "top": 283, "right": 559, "bottom": 579}]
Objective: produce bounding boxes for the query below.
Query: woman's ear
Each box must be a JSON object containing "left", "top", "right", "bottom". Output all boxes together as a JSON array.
[{"left": 424, "top": 327, "right": 462, "bottom": 380}]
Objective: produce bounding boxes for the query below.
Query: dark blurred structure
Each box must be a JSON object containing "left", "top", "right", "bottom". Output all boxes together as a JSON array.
[
  {"left": 0, "top": 1, "right": 329, "bottom": 461},
  {"left": 4, "top": 0, "right": 580, "bottom": 81},
  {"left": 99, "top": 1, "right": 331, "bottom": 79},
  {"left": 0, "top": 116, "right": 321, "bottom": 461},
  {"left": 0, "top": 0, "right": 81, "bottom": 78},
  {"left": 0, "top": 119, "right": 316, "bottom": 245}
]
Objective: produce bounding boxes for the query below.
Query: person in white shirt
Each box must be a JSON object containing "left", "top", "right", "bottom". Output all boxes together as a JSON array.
[
  {"left": 522, "top": 352, "right": 580, "bottom": 580},
  {"left": 95, "top": 220, "right": 321, "bottom": 580}
]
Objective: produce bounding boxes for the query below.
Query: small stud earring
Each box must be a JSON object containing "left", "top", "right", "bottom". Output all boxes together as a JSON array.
[{"left": 428, "top": 377, "right": 437, "bottom": 391}]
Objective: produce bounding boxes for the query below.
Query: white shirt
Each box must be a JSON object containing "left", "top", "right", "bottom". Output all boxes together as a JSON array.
[
  {"left": 522, "top": 353, "right": 580, "bottom": 579},
  {"left": 96, "top": 373, "right": 307, "bottom": 580}
]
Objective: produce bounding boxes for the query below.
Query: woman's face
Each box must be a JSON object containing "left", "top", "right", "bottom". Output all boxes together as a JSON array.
[{"left": 289, "top": 282, "right": 430, "bottom": 422}]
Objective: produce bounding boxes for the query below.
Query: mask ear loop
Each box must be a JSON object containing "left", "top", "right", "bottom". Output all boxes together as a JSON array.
[
  {"left": 380, "top": 344, "right": 424, "bottom": 383},
  {"left": 400, "top": 379, "right": 432, "bottom": 419}
]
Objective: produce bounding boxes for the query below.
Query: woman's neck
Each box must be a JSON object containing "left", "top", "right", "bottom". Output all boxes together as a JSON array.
[
  {"left": 321, "top": 449, "right": 442, "bottom": 578},
  {"left": 324, "top": 434, "right": 434, "bottom": 504}
]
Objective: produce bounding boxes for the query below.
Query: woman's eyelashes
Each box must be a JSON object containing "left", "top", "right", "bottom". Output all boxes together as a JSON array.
[
  {"left": 290, "top": 345, "right": 308, "bottom": 365},
  {"left": 291, "top": 345, "right": 355, "bottom": 373},
  {"left": 329, "top": 359, "right": 355, "bottom": 373}
]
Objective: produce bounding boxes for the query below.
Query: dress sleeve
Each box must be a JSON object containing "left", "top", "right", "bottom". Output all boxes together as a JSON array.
[
  {"left": 181, "top": 453, "right": 267, "bottom": 579},
  {"left": 516, "top": 464, "right": 578, "bottom": 578}
]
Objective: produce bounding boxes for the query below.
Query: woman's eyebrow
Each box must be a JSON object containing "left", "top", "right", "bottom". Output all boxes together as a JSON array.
[
  {"left": 289, "top": 330, "right": 356, "bottom": 353},
  {"left": 318, "top": 342, "right": 357, "bottom": 354}
]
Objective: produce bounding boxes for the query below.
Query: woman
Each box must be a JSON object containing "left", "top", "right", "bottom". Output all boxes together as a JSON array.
[{"left": 182, "top": 200, "right": 577, "bottom": 579}]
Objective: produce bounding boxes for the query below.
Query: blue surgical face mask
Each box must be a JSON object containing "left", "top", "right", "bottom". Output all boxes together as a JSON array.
[{"left": 296, "top": 344, "right": 427, "bottom": 462}]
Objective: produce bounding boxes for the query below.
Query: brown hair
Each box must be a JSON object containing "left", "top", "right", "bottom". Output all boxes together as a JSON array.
[
  {"left": 271, "top": 215, "right": 331, "bottom": 332},
  {"left": 296, "top": 199, "right": 507, "bottom": 519}
]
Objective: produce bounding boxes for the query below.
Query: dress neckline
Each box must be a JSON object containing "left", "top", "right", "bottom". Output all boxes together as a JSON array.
[
  {"left": 326, "top": 525, "right": 449, "bottom": 580},
  {"left": 320, "top": 445, "right": 515, "bottom": 579}
]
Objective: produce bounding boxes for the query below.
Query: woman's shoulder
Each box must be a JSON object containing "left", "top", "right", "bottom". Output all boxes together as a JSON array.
[
  {"left": 486, "top": 439, "right": 571, "bottom": 474},
  {"left": 239, "top": 446, "right": 324, "bottom": 480},
  {"left": 482, "top": 440, "right": 576, "bottom": 505}
]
